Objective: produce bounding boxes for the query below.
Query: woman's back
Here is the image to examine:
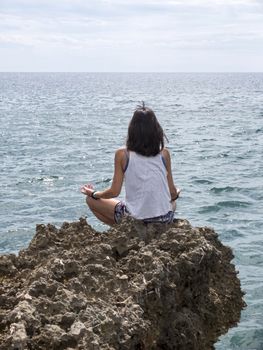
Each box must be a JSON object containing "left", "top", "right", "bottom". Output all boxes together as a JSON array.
[
  {"left": 124, "top": 151, "right": 172, "bottom": 219},
  {"left": 82, "top": 103, "right": 179, "bottom": 226}
]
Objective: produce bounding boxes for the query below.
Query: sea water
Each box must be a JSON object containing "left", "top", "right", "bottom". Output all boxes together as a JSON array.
[{"left": 0, "top": 72, "right": 262, "bottom": 349}]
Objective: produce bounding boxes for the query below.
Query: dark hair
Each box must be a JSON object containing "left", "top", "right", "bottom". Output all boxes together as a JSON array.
[{"left": 126, "top": 103, "right": 167, "bottom": 156}]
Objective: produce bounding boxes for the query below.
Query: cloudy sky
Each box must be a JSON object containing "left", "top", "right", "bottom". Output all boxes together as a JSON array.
[{"left": 0, "top": 0, "right": 263, "bottom": 71}]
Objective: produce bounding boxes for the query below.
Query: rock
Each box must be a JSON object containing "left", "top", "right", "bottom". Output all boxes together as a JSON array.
[
  {"left": 0, "top": 255, "right": 17, "bottom": 275},
  {"left": 8, "top": 322, "right": 27, "bottom": 350},
  {"left": 70, "top": 320, "right": 87, "bottom": 339},
  {"left": 33, "top": 324, "right": 66, "bottom": 348},
  {"left": 7, "top": 301, "right": 36, "bottom": 325},
  {"left": 60, "top": 312, "right": 76, "bottom": 330},
  {"left": 0, "top": 217, "right": 245, "bottom": 350}
]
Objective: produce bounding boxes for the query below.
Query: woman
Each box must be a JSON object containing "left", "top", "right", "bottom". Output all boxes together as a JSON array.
[{"left": 81, "top": 103, "right": 180, "bottom": 226}]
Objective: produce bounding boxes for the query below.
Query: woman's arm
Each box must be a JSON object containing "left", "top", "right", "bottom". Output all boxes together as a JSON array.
[
  {"left": 162, "top": 148, "right": 180, "bottom": 201},
  {"left": 81, "top": 149, "right": 125, "bottom": 199}
]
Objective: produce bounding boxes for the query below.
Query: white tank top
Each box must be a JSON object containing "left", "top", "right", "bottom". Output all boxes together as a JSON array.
[{"left": 124, "top": 151, "right": 172, "bottom": 219}]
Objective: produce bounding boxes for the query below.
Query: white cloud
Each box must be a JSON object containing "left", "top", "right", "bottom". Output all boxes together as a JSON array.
[{"left": 0, "top": 0, "right": 262, "bottom": 71}]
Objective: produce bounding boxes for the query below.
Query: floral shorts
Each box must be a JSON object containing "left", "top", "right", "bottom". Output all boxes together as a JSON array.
[
  {"left": 114, "top": 202, "right": 129, "bottom": 224},
  {"left": 114, "top": 201, "right": 174, "bottom": 224}
]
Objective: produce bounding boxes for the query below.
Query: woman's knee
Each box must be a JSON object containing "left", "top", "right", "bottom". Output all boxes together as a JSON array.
[
  {"left": 86, "top": 196, "right": 104, "bottom": 214},
  {"left": 86, "top": 195, "right": 95, "bottom": 209}
]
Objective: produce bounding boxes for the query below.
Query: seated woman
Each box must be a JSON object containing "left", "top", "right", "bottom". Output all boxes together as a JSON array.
[{"left": 81, "top": 103, "right": 180, "bottom": 226}]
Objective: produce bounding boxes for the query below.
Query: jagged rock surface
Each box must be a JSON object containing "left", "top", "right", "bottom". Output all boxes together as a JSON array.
[{"left": 0, "top": 217, "right": 245, "bottom": 350}]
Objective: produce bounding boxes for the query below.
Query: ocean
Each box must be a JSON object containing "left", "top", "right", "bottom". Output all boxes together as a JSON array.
[{"left": 0, "top": 72, "right": 262, "bottom": 349}]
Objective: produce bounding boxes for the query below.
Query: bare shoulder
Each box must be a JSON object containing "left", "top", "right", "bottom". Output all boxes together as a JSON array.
[
  {"left": 115, "top": 147, "right": 126, "bottom": 158},
  {"left": 115, "top": 148, "right": 127, "bottom": 170},
  {"left": 162, "top": 147, "right": 171, "bottom": 161}
]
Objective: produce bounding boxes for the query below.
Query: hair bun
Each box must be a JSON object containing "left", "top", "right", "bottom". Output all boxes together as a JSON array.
[{"left": 136, "top": 101, "right": 146, "bottom": 110}]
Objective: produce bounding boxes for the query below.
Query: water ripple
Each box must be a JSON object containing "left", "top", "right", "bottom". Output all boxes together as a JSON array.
[{"left": 0, "top": 72, "right": 263, "bottom": 350}]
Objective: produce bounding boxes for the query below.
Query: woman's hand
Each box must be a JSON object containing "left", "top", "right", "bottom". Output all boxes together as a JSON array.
[
  {"left": 171, "top": 188, "right": 181, "bottom": 211},
  {"left": 176, "top": 188, "right": 181, "bottom": 198},
  {"left": 80, "top": 184, "right": 94, "bottom": 196},
  {"left": 171, "top": 188, "right": 181, "bottom": 202}
]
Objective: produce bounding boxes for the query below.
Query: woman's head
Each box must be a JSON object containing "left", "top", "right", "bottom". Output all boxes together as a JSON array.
[{"left": 126, "top": 103, "right": 166, "bottom": 156}]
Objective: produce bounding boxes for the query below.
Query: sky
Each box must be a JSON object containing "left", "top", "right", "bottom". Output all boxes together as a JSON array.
[{"left": 0, "top": 0, "right": 263, "bottom": 72}]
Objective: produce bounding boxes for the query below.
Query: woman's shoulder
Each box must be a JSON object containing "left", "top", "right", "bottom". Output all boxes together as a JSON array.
[
  {"left": 115, "top": 147, "right": 129, "bottom": 162},
  {"left": 161, "top": 147, "right": 171, "bottom": 158},
  {"left": 115, "top": 147, "right": 128, "bottom": 157},
  {"left": 115, "top": 147, "right": 129, "bottom": 172},
  {"left": 161, "top": 148, "right": 172, "bottom": 168}
]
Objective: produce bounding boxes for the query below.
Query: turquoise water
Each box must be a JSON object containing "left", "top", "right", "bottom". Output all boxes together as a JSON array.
[{"left": 0, "top": 72, "right": 262, "bottom": 349}]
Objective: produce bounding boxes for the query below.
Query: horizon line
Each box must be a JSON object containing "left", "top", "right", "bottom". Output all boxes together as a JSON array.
[{"left": 1, "top": 71, "right": 263, "bottom": 74}]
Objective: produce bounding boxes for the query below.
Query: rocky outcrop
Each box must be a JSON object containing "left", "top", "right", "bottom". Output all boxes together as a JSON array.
[{"left": 0, "top": 217, "right": 245, "bottom": 349}]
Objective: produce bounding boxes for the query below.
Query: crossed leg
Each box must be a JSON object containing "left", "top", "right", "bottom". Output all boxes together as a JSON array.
[
  {"left": 86, "top": 196, "right": 177, "bottom": 226},
  {"left": 86, "top": 196, "right": 120, "bottom": 226}
]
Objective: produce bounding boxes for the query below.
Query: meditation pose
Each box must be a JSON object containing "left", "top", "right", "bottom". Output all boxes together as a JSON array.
[{"left": 81, "top": 103, "right": 180, "bottom": 226}]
